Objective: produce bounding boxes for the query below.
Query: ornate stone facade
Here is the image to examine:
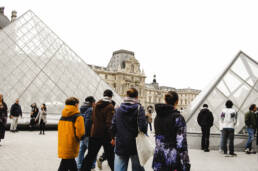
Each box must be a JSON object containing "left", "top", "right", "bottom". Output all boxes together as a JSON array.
[
  {"left": 89, "top": 49, "right": 201, "bottom": 109},
  {"left": 0, "top": 7, "right": 17, "bottom": 29}
]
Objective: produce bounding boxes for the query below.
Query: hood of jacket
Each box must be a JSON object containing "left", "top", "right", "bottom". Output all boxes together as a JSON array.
[
  {"left": 80, "top": 102, "right": 91, "bottom": 114},
  {"left": 200, "top": 108, "right": 210, "bottom": 113},
  {"left": 119, "top": 102, "right": 139, "bottom": 115},
  {"left": 96, "top": 97, "right": 113, "bottom": 108},
  {"left": 155, "top": 103, "right": 176, "bottom": 117},
  {"left": 62, "top": 105, "right": 79, "bottom": 117}
]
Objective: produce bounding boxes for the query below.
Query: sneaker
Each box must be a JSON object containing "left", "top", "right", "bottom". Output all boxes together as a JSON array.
[
  {"left": 229, "top": 153, "right": 237, "bottom": 157},
  {"left": 244, "top": 148, "right": 250, "bottom": 152},
  {"left": 204, "top": 149, "right": 210, "bottom": 152},
  {"left": 97, "top": 159, "right": 102, "bottom": 170},
  {"left": 224, "top": 154, "right": 230, "bottom": 157}
]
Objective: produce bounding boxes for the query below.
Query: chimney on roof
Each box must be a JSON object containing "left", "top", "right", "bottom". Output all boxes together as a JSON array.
[
  {"left": 0, "top": 7, "right": 4, "bottom": 15},
  {"left": 11, "top": 10, "right": 17, "bottom": 22}
]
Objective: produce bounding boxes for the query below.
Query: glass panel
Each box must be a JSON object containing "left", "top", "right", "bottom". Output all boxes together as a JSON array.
[
  {"left": 0, "top": 11, "right": 122, "bottom": 125},
  {"left": 186, "top": 52, "right": 257, "bottom": 134}
]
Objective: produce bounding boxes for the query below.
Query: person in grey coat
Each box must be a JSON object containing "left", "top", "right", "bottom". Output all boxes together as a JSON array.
[{"left": 36, "top": 104, "right": 47, "bottom": 135}]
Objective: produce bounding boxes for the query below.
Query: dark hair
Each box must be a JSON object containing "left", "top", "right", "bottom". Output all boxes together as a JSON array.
[
  {"left": 126, "top": 88, "right": 138, "bottom": 98},
  {"left": 85, "top": 96, "right": 95, "bottom": 104},
  {"left": 225, "top": 100, "right": 233, "bottom": 108},
  {"left": 65, "top": 97, "right": 79, "bottom": 106},
  {"left": 203, "top": 104, "right": 208, "bottom": 108},
  {"left": 103, "top": 89, "right": 113, "bottom": 97},
  {"left": 249, "top": 104, "right": 256, "bottom": 111},
  {"left": 41, "top": 104, "right": 47, "bottom": 111},
  {"left": 165, "top": 91, "right": 178, "bottom": 106},
  {"left": 31, "top": 103, "right": 37, "bottom": 108}
]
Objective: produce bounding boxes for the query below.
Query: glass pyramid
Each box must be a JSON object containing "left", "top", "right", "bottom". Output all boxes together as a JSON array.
[
  {"left": 0, "top": 10, "right": 122, "bottom": 124},
  {"left": 185, "top": 51, "right": 258, "bottom": 134}
]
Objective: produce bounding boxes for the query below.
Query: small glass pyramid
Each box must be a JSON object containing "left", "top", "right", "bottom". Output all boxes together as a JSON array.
[{"left": 185, "top": 51, "right": 258, "bottom": 134}]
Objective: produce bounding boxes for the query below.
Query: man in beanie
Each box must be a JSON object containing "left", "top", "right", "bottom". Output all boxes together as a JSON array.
[
  {"left": 82, "top": 89, "right": 115, "bottom": 171},
  {"left": 58, "top": 97, "right": 85, "bottom": 171},
  {"left": 197, "top": 104, "right": 214, "bottom": 152},
  {"left": 76, "top": 96, "right": 96, "bottom": 171}
]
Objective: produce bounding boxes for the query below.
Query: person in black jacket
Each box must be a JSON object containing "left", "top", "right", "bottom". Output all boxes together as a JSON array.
[
  {"left": 197, "top": 104, "right": 214, "bottom": 152},
  {"left": 29, "top": 103, "right": 39, "bottom": 130},
  {"left": 256, "top": 108, "right": 258, "bottom": 146},
  {"left": 0, "top": 94, "right": 8, "bottom": 144},
  {"left": 10, "top": 99, "right": 22, "bottom": 132}
]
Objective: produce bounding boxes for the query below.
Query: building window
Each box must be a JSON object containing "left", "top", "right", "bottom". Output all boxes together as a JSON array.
[{"left": 131, "top": 64, "right": 134, "bottom": 73}]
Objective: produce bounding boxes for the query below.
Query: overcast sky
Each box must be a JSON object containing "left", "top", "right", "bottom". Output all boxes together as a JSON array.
[{"left": 2, "top": 0, "right": 258, "bottom": 90}]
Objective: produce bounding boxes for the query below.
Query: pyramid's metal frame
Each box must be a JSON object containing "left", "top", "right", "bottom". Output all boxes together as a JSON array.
[
  {"left": 185, "top": 51, "right": 258, "bottom": 134},
  {"left": 0, "top": 10, "right": 122, "bottom": 124}
]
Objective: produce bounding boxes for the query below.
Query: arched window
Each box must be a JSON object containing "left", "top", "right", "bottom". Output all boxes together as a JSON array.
[{"left": 131, "top": 64, "right": 134, "bottom": 73}]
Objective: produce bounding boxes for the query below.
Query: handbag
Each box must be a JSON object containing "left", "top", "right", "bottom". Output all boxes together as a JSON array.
[{"left": 135, "top": 105, "right": 154, "bottom": 166}]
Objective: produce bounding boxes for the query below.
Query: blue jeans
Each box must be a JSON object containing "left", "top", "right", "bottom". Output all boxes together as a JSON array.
[
  {"left": 245, "top": 128, "right": 255, "bottom": 150},
  {"left": 220, "top": 130, "right": 224, "bottom": 150},
  {"left": 76, "top": 137, "right": 96, "bottom": 170},
  {"left": 114, "top": 154, "right": 145, "bottom": 171}
]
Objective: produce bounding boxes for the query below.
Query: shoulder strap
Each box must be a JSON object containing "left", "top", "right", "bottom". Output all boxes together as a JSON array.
[
  {"left": 137, "top": 105, "right": 141, "bottom": 132},
  {"left": 60, "top": 113, "right": 81, "bottom": 141},
  {"left": 60, "top": 113, "right": 81, "bottom": 122}
]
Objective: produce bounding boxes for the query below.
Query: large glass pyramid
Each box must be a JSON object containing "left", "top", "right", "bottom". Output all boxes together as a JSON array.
[
  {"left": 185, "top": 51, "right": 258, "bottom": 134},
  {"left": 0, "top": 10, "right": 122, "bottom": 124}
]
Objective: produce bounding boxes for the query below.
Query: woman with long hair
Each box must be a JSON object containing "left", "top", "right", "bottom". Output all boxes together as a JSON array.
[
  {"left": 153, "top": 91, "right": 190, "bottom": 171},
  {"left": 36, "top": 104, "right": 47, "bottom": 135}
]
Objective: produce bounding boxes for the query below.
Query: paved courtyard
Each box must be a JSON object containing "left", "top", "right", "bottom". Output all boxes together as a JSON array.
[{"left": 0, "top": 131, "right": 258, "bottom": 171}]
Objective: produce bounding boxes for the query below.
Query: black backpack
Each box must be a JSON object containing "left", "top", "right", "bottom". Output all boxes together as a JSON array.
[
  {"left": 60, "top": 113, "right": 82, "bottom": 140},
  {"left": 84, "top": 108, "right": 93, "bottom": 137}
]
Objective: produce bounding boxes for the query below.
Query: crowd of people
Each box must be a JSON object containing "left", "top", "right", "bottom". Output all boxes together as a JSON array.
[
  {"left": 197, "top": 101, "right": 258, "bottom": 156},
  {"left": 0, "top": 88, "right": 257, "bottom": 171},
  {"left": 0, "top": 94, "right": 48, "bottom": 140},
  {"left": 57, "top": 89, "right": 190, "bottom": 171}
]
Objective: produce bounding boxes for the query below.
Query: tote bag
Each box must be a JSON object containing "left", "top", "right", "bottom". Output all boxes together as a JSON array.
[{"left": 136, "top": 105, "right": 154, "bottom": 166}]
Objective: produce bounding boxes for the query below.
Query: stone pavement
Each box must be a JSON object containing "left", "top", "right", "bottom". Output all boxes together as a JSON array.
[{"left": 0, "top": 131, "right": 258, "bottom": 171}]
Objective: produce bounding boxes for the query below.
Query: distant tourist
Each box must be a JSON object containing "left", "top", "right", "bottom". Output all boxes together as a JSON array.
[
  {"left": 0, "top": 94, "right": 8, "bottom": 145},
  {"left": 112, "top": 88, "right": 147, "bottom": 171},
  {"left": 10, "top": 98, "right": 22, "bottom": 132},
  {"left": 244, "top": 104, "right": 257, "bottom": 154},
  {"left": 220, "top": 100, "right": 237, "bottom": 157},
  {"left": 29, "top": 103, "right": 39, "bottom": 130},
  {"left": 76, "top": 96, "right": 96, "bottom": 171},
  {"left": 197, "top": 104, "right": 214, "bottom": 152},
  {"left": 153, "top": 91, "right": 190, "bottom": 171},
  {"left": 58, "top": 97, "right": 85, "bottom": 171},
  {"left": 82, "top": 89, "right": 115, "bottom": 171},
  {"left": 36, "top": 104, "right": 47, "bottom": 135},
  {"left": 145, "top": 105, "right": 153, "bottom": 133}
]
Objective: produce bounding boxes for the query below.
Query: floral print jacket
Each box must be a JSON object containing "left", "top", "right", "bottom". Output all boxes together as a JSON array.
[{"left": 152, "top": 104, "right": 190, "bottom": 171}]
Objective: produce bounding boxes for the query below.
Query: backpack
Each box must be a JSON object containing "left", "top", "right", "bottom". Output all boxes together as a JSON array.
[
  {"left": 154, "top": 110, "right": 180, "bottom": 147},
  {"left": 84, "top": 107, "right": 93, "bottom": 137},
  {"left": 59, "top": 113, "right": 81, "bottom": 140}
]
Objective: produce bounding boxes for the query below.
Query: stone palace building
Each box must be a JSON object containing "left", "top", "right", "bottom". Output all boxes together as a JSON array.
[{"left": 89, "top": 49, "right": 200, "bottom": 109}]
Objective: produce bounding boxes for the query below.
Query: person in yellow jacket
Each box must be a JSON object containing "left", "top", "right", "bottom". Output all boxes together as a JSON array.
[{"left": 58, "top": 97, "right": 85, "bottom": 171}]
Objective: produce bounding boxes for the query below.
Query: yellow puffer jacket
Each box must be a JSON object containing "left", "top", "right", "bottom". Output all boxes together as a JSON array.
[{"left": 58, "top": 105, "right": 85, "bottom": 159}]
